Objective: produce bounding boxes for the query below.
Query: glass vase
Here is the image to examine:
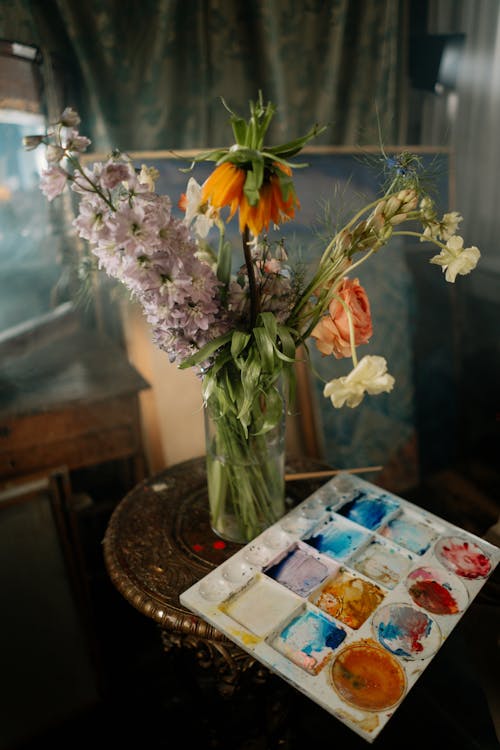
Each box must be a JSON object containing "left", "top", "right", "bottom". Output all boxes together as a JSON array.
[{"left": 204, "top": 384, "right": 286, "bottom": 544}]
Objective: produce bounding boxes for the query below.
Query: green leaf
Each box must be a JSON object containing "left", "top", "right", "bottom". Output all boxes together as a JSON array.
[
  {"left": 216, "top": 238, "right": 232, "bottom": 285},
  {"left": 251, "top": 385, "right": 283, "bottom": 435},
  {"left": 178, "top": 332, "right": 232, "bottom": 369},
  {"left": 265, "top": 123, "right": 328, "bottom": 158},
  {"left": 178, "top": 148, "right": 229, "bottom": 171},
  {"left": 230, "top": 115, "right": 248, "bottom": 145},
  {"left": 243, "top": 157, "right": 264, "bottom": 205},
  {"left": 276, "top": 170, "right": 295, "bottom": 202},
  {"left": 277, "top": 325, "right": 297, "bottom": 362},
  {"left": 259, "top": 311, "right": 278, "bottom": 341},
  {"left": 253, "top": 326, "right": 275, "bottom": 373},
  {"left": 231, "top": 330, "right": 251, "bottom": 359}
]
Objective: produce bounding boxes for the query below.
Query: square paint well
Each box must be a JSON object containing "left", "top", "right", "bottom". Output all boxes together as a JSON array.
[
  {"left": 336, "top": 490, "right": 400, "bottom": 530},
  {"left": 264, "top": 542, "right": 339, "bottom": 597},
  {"left": 352, "top": 540, "right": 413, "bottom": 589},
  {"left": 380, "top": 512, "right": 440, "bottom": 555},
  {"left": 311, "top": 568, "right": 386, "bottom": 629},
  {"left": 219, "top": 574, "right": 300, "bottom": 637},
  {"left": 271, "top": 608, "right": 347, "bottom": 674},
  {"left": 303, "top": 515, "right": 371, "bottom": 561}
]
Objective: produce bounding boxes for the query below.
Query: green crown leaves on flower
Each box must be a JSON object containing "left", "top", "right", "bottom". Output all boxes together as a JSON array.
[{"left": 183, "top": 91, "right": 327, "bottom": 206}]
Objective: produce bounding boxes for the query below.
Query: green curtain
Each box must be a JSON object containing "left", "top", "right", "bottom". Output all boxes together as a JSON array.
[{"left": 1, "top": 0, "right": 406, "bottom": 149}]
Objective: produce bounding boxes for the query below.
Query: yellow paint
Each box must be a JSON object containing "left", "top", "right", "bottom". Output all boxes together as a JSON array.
[{"left": 229, "top": 628, "right": 260, "bottom": 647}]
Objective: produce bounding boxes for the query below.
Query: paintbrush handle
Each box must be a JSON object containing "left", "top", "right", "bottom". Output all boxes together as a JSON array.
[{"left": 285, "top": 465, "right": 383, "bottom": 482}]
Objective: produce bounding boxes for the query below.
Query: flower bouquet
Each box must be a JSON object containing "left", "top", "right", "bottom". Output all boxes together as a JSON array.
[{"left": 25, "top": 95, "right": 480, "bottom": 543}]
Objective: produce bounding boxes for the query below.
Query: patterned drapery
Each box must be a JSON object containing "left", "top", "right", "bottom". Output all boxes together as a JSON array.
[{"left": 1, "top": 0, "right": 406, "bottom": 149}]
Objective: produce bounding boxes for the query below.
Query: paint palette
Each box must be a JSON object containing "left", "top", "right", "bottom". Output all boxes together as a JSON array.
[{"left": 180, "top": 473, "right": 499, "bottom": 743}]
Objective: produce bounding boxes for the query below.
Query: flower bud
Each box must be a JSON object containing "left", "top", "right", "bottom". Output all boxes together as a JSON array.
[
  {"left": 385, "top": 196, "right": 402, "bottom": 217},
  {"left": 389, "top": 213, "right": 408, "bottom": 225},
  {"left": 59, "top": 107, "right": 81, "bottom": 127},
  {"left": 366, "top": 213, "right": 385, "bottom": 233},
  {"left": 337, "top": 229, "right": 353, "bottom": 252},
  {"left": 22, "top": 134, "right": 44, "bottom": 150}
]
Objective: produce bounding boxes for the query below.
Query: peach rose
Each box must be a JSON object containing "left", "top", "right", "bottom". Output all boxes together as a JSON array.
[{"left": 311, "top": 277, "right": 372, "bottom": 359}]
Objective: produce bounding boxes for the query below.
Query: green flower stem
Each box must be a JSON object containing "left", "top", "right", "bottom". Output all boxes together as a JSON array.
[
  {"left": 392, "top": 229, "right": 448, "bottom": 250},
  {"left": 206, "top": 393, "right": 285, "bottom": 542},
  {"left": 242, "top": 226, "right": 260, "bottom": 328}
]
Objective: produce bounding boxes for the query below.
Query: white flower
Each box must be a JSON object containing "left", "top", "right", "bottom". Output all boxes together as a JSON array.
[
  {"left": 430, "top": 235, "right": 480, "bottom": 283},
  {"left": 181, "top": 177, "right": 217, "bottom": 238},
  {"left": 323, "top": 355, "right": 395, "bottom": 408},
  {"left": 138, "top": 164, "right": 160, "bottom": 191},
  {"left": 440, "top": 211, "right": 462, "bottom": 240}
]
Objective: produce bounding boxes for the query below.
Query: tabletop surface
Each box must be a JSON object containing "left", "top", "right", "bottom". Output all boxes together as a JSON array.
[
  {"left": 103, "top": 455, "right": 331, "bottom": 635},
  {"left": 102, "top": 456, "right": 500, "bottom": 748}
]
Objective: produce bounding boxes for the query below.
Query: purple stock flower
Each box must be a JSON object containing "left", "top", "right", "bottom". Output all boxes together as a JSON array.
[{"left": 40, "top": 165, "right": 68, "bottom": 201}]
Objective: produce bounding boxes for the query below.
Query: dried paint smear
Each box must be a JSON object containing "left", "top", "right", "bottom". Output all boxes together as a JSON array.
[
  {"left": 273, "top": 609, "right": 346, "bottom": 674},
  {"left": 380, "top": 513, "right": 439, "bottom": 555},
  {"left": 331, "top": 639, "right": 406, "bottom": 711},
  {"left": 353, "top": 541, "right": 412, "bottom": 589},
  {"left": 304, "top": 516, "right": 370, "bottom": 561},
  {"left": 337, "top": 491, "right": 400, "bottom": 530},
  {"left": 435, "top": 537, "right": 491, "bottom": 579},
  {"left": 373, "top": 603, "right": 441, "bottom": 660},
  {"left": 312, "top": 570, "right": 385, "bottom": 629},
  {"left": 264, "top": 545, "right": 333, "bottom": 597}
]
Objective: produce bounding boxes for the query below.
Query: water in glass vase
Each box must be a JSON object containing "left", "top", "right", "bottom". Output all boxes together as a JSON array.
[{"left": 204, "top": 390, "right": 286, "bottom": 544}]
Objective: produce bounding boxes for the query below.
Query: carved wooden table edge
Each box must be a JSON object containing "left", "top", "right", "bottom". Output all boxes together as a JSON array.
[{"left": 102, "top": 455, "right": 330, "bottom": 694}]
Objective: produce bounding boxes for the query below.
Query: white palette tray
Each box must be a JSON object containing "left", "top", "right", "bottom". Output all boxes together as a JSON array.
[{"left": 180, "top": 472, "right": 499, "bottom": 743}]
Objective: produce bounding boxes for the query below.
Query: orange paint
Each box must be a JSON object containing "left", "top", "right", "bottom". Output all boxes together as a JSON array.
[
  {"left": 331, "top": 639, "right": 406, "bottom": 712},
  {"left": 315, "top": 571, "right": 385, "bottom": 629}
]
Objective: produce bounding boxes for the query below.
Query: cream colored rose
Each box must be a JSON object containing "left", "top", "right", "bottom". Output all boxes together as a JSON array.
[{"left": 323, "top": 355, "right": 395, "bottom": 408}]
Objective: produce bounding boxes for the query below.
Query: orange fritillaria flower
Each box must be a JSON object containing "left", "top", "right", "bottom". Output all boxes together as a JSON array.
[
  {"left": 201, "top": 162, "right": 246, "bottom": 222},
  {"left": 201, "top": 162, "right": 299, "bottom": 237}
]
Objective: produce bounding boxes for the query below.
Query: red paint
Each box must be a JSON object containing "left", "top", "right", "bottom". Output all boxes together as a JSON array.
[
  {"left": 192, "top": 543, "right": 204, "bottom": 552},
  {"left": 438, "top": 539, "right": 491, "bottom": 579},
  {"left": 408, "top": 579, "right": 459, "bottom": 615},
  {"left": 213, "top": 540, "right": 226, "bottom": 549}
]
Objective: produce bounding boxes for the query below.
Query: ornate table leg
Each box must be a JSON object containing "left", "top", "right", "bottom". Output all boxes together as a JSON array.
[{"left": 159, "top": 627, "right": 268, "bottom": 697}]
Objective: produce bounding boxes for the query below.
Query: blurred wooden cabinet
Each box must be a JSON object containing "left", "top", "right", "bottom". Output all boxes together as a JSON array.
[{"left": 0, "top": 304, "right": 150, "bottom": 488}]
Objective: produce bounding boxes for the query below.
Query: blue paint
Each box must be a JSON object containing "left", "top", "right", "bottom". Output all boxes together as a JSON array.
[
  {"left": 381, "top": 515, "right": 438, "bottom": 555},
  {"left": 304, "top": 517, "right": 370, "bottom": 561},
  {"left": 375, "top": 605, "right": 435, "bottom": 659},
  {"left": 337, "top": 491, "right": 400, "bottom": 530},
  {"left": 264, "top": 547, "right": 329, "bottom": 597},
  {"left": 281, "top": 610, "right": 346, "bottom": 654}
]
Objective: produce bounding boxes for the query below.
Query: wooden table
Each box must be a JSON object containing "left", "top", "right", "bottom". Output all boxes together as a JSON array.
[
  {"left": 102, "top": 455, "right": 330, "bottom": 695},
  {"left": 102, "top": 457, "right": 500, "bottom": 748}
]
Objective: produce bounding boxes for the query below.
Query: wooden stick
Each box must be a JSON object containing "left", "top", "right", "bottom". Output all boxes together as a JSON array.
[{"left": 285, "top": 465, "right": 383, "bottom": 481}]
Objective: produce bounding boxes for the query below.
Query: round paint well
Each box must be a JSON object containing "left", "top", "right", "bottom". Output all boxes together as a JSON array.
[
  {"left": 262, "top": 527, "right": 291, "bottom": 549},
  {"left": 300, "top": 498, "right": 326, "bottom": 519},
  {"left": 244, "top": 544, "right": 273, "bottom": 566},
  {"left": 331, "top": 639, "right": 406, "bottom": 711},
  {"left": 372, "top": 603, "right": 441, "bottom": 660},
  {"left": 405, "top": 565, "right": 468, "bottom": 615},
  {"left": 198, "top": 576, "right": 231, "bottom": 601},
  {"left": 434, "top": 536, "right": 491, "bottom": 579},
  {"left": 222, "top": 559, "right": 256, "bottom": 584},
  {"left": 280, "top": 512, "right": 315, "bottom": 535}
]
